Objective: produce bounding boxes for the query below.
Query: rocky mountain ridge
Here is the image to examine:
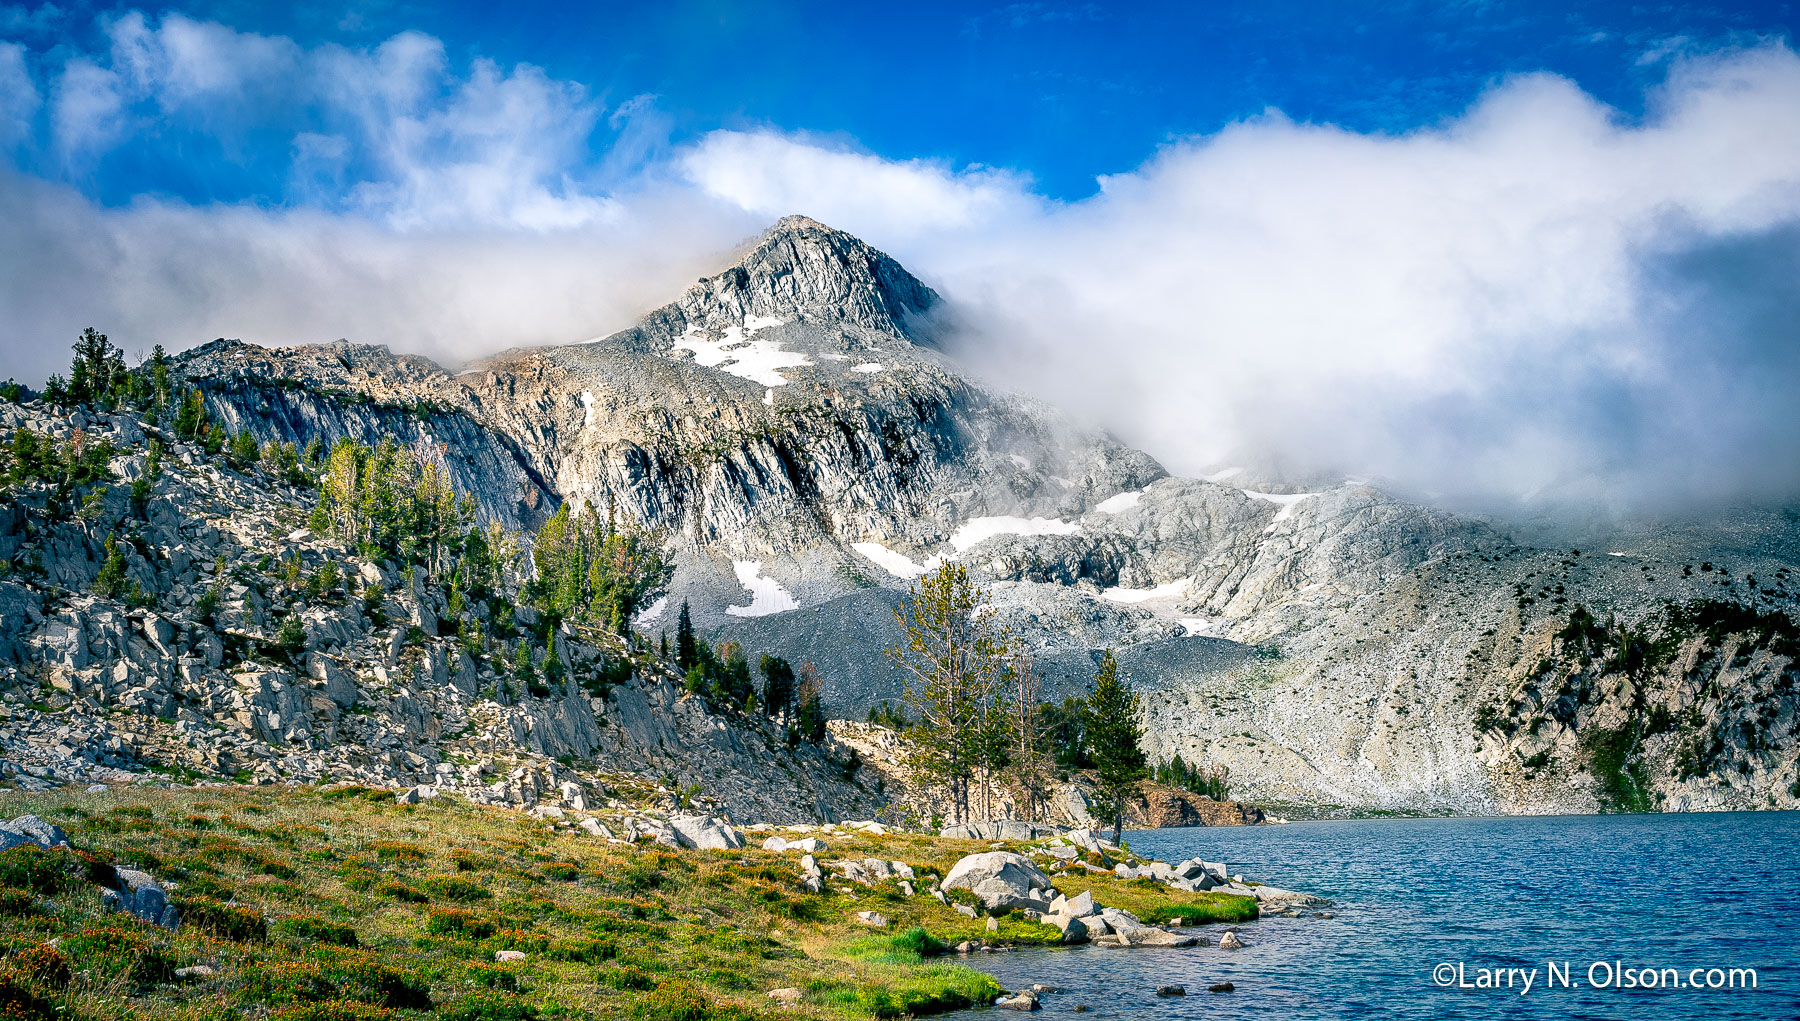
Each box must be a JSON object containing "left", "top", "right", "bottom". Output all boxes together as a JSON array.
[
  {"left": 0, "top": 398, "right": 880, "bottom": 822},
  {"left": 11, "top": 215, "right": 1799, "bottom": 817}
]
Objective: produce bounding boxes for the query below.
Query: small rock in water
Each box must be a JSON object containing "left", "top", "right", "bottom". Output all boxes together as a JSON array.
[
  {"left": 1218, "top": 931, "right": 1244, "bottom": 949},
  {"left": 1209, "top": 982, "right": 1236, "bottom": 993},
  {"left": 1031, "top": 983, "right": 1060, "bottom": 994},
  {"left": 994, "top": 990, "right": 1039, "bottom": 1011},
  {"left": 1072, "top": 1005, "right": 1091, "bottom": 1012},
  {"left": 1156, "top": 985, "right": 1186, "bottom": 996}
]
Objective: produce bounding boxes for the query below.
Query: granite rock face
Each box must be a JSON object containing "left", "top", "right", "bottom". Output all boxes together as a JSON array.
[{"left": 7, "top": 216, "right": 1794, "bottom": 817}]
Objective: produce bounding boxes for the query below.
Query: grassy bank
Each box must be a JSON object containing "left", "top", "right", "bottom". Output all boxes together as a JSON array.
[{"left": 0, "top": 786, "right": 1257, "bottom": 1020}]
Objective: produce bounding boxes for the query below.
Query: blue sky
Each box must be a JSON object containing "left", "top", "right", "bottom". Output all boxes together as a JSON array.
[
  {"left": 3, "top": 0, "right": 1793, "bottom": 206},
  {"left": 3, "top": 2, "right": 1800, "bottom": 510}
]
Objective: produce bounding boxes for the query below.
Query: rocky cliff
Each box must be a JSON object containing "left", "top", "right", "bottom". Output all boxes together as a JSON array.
[
  {"left": 0, "top": 399, "right": 879, "bottom": 822},
  {"left": 13, "top": 215, "right": 1797, "bottom": 818}
]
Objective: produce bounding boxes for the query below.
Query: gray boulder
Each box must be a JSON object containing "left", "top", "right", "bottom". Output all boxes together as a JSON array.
[
  {"left": 0, "top": 815, "right": 69, "bottom": 851},
  {"left": 1040, "top": 913, "right": 1090, "bottom": 943},
  {"left": 1097, "top": 907, "right": 1197, "bottom": 948},
  {"left": 972, "top": 877, "right": 1050, "bottom": 913},
  {"left": 943, "top": 851, "right": 1052, "bottom": 894},
  {"left": 669, "top": 814, "right": 743, "bottom": 850},
  {"left": 102, "top": 868, "right": 181, "bottom": 929}
]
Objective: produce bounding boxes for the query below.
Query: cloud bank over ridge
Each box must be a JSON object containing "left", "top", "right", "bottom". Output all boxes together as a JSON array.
[{"left": 2, "top": 12, "right": 1799, "bottom": 512}]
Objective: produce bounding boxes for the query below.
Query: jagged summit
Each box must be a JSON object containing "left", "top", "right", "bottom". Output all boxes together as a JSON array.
[{"left": 673, "top": 215, "right": 939, "bottom": 340}]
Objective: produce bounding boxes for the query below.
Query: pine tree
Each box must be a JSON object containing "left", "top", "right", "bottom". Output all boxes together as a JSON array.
[
  {"left": 1086, "top": 649, "right": 1148, "bottom": 844},
  {"left": 229, "top": 430, "right": 261, "bottom": 468},
  {"left": 794, "top": 662, "right": 827, "bottom": 744},
  {"left": 276, "top": 613, "right": 308, "bottom": 663},
  {"left": 1004, "top": 648, "right": 1054, "bottom": 822},
  {"left": 759, "top": 655, "right": 795, "bottom": 720},
  {"left": 886, "top": 563, "right": 1014, "bottom": 824},
  {"left": 675, "top": 599, "right": 697, "bottom": 671},
  {"left": 93, "top": 533, "right": 128, "bottom": 598},
  {"left": 69, "top": 328, "right": 121, "bottom": 405},
  {"left": 148, "top": 344, "right": 170, "bottom": 409},
  {"left": 173, "top": 390, "right": 207, "bottom": 441},
  {"left": 528, "top": 499, "right": 665, "bottom": 634}
]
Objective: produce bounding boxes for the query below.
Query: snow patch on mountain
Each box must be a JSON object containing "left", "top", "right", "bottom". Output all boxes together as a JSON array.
[
  {"left": 853, "top": 541, "right": 941, "bottom": 580},
  {"left": 1096, "top": 491, "right": 1141, "bottom": 513},
  {"left": 948, "top": 515, "right": 1082, "bottom": 553},
  {"left": 635, "top": 595, "right": 668, "bottom": 624},
  {"left": 724, "top": 561, "right": 799, "bottom": 617},
  {"left": 1102, "top": 578, "right": 1191, "bottom": 603},
  {"left": 1242, "top": 490, "right": 1319, "bottom": 521},
  {"left": 672, "top": 317, "right": 811, "bottom": 387}
]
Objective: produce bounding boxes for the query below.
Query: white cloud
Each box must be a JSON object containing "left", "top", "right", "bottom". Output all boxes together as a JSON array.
[
  {"left": 0, "top": 42, "right": 37, "bottom": 143},
  {"left": 49, "top": 58, "right": 125, "bottom": 162},
  {"left": 668, "top": 46, "right": 1800, "bottom": 510},
  {"left": 4, "top": 19, "right": 1800, "bottom": 513},
  {"left": 676, "top": 129, "right": 1041, "bottom": 246}
]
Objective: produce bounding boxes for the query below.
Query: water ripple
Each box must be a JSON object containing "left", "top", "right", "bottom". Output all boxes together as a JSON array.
[{"left": 946, "top": 813, "right": 1800, "bottom": 1019}]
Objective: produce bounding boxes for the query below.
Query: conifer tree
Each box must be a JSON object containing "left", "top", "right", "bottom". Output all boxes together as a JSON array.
[
  {"left": 94, "top": 533, "right": 128, "bottom": 598},
  {"left": 759, "top": 655, "right": 795, "bottom": 721},
  {"left": 676, "top": 599, "right": 697, "bottom": 671},
  {"left": 886, "top": 563, "right": 1015, "bottom": 824},
  {"left": 1086, "top": 649, "right": 1148, "bottom": 844},
  {"left": 794, "top": 662, "right": 827, "bottom": 744}
]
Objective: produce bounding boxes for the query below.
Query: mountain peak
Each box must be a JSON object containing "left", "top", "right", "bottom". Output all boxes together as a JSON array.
[{"left": 680, "top": 215, "right": 940, "bottom": 339}]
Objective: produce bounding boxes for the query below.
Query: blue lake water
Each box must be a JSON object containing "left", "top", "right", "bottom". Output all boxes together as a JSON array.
[{"left": 949, "top": 813, "right": 1800, "bottom": 1019}]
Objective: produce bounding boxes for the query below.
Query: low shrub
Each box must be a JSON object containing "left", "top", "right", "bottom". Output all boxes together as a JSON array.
[
  {"left": 541, "top": 862, "right": 579, "bottom": 881},
  {"left": 236, "top": 961, "right": 334, "bottom": 1005},
  {"left": 0, "top": 973, "right": 47, "bottom": 1021},
  {"left": 625, "top": 982, "right": 764, "bottom": 1021},
  {"left": 320, "top": 786, "right": 391, "bottom": 803},
  {"left": 597, "top": 964, "right": 658, "bottom": 991},
  {"left": 60, "top": 926, "right": 174, "bottom": 986},
  {"left": 438, "top": 990, "right": 537, "bottom": 1021},
  {"left": 464, "top": 962, "right": 523, "bottom": 991},
  {"left": 268, "top": 1001, "right": 395, "bottom": 1021},
  {"left": 0, "top": 847, "right": 75, "bottom": 895},
  {"left": 421, "top": 875, "right": 490, "bottom": 902},
  {"left": 277, "top": 914, "right": 358, "bottom": 947},
  {"left": 0, "top": 892, "right": 37, "bottom": 917},
  {"left": 321, "top": 953, "right": 431, "bottom": 1010},
  {"left": 486, "top": 930, "right": 549, "bottom": 953},
  {"left": 7, "top": 944, "right": 70, "bottom": 988},
  {"left": 373, "top": 881, "right": 426, "bottom": 903},
  {"left": 175, "top": 895, "right": 268, "bottom": 942},
  {"left": 366, "top": 841, "right": 424, "bottom": 863},
  {"left": 425, "top": 907, "right": 495, "bottom": 939},
  {"left": 545, "top": 936, "right": 616, "bottom": 963}
]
